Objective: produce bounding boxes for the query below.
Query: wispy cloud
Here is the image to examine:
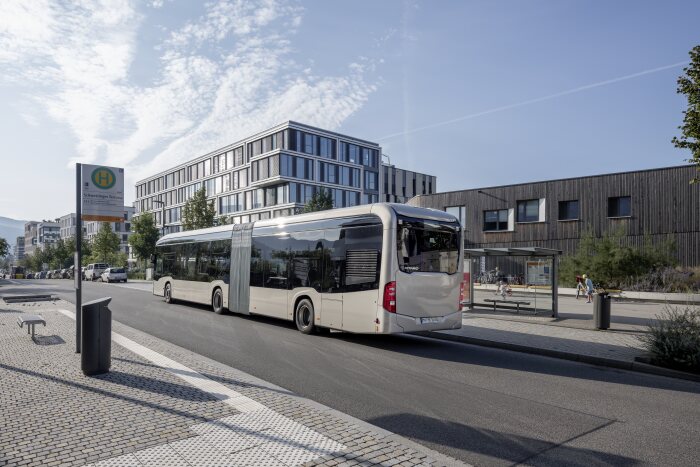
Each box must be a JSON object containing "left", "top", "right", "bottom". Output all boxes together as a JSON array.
[{"left": 0, "top": 0, "right": 377, "bottom": 193}]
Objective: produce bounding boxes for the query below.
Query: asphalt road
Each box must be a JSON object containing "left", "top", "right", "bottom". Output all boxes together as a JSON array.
[{"left": 4, "top": 279, "right": 700, "bottom": 466}]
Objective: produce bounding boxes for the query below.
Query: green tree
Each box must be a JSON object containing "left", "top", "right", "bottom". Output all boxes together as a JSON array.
[
  {"left": 53, "top": 238, "right": 73, "bottom": 269},
  {"left": 673, "top": 45, "right": 700, "bottom": 183},
  {"left": 65, "top": 228, "right": 92, "bottom": 261},
  {"left": 91, "top": 222, "right": 121, "bottom": 263},
  {"left": 303, "top": 189, "right": 334, "bottom": 213},
  {"left": 559, "top": 229, "right": 677, "bottom": 289},
  {"left": 129, "top": 212, "right": 160, "bottom": 264},
  {"left": 182, "top": 187, "right": 216, "bottom": 230},
  {"left": 0, "top": 237, "right": 8, "bottom": 257}
]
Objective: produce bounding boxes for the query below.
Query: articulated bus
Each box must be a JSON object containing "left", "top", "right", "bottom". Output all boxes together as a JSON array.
[{"left": 153, "top": 203, "right": 463, "bottom": 334}]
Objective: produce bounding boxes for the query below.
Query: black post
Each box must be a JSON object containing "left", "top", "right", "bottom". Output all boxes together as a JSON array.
[{"left": 75, "top": 163, "right": 82, "bottom": 353}]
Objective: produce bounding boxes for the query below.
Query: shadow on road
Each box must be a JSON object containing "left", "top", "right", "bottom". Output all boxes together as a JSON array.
[
  {"left": 368, "top": 413, "right": 639, "bottom": 466},
  {"left": 331, "top": 332, "right": 700, "bottom": 394}
]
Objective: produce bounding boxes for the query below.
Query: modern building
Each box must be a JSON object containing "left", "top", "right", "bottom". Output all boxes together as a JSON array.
[
  {"left": 134, "top": 121, "right": 437, "bottom": 232},
  {"left": 84, "top": 206, "right": 135, "bottom": 256},
  {"left": 23, "top": 221, "right": 39, "bottom": 256},
  {"left": 59, "top": 213, "right": 78, "bottom": 240},
  {"left": 383, "top": 164, "right": 436, "bottom": 203},
  {"left": 37, "top": 221, "right": 60, "bottom": 250},
  {"left": 407, "top": 165, "right": 700, "bottom": 267},
  {"left": 13, "top": 236, "right": 24, "bottom": 260}
]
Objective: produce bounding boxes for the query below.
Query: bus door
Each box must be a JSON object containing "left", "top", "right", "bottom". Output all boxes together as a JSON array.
[{"left": 320, "top": 229, "right": 343, "bottom": 329}]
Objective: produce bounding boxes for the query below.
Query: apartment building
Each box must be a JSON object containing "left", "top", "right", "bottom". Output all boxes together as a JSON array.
[
  {"left": 84, "top": 206, "right": 134, "bottom": 256},
  {"left": 134, "top": 121, "right": 437, "bottom": 232}
]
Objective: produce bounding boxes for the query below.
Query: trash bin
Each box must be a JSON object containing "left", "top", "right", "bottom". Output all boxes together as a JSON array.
[
  {"left": 81, "top": 297, "right": 112, "bottom": 376},
  {"left": 593, "top": 292, "right": 611, "bottom": 330}
]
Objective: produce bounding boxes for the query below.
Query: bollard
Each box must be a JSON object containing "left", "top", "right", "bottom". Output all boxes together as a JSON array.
[{"left": 81, "top": 297, "right": 112, "bottom": 376}]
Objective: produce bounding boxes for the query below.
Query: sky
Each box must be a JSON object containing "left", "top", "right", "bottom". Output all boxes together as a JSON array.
[{"left": 0, "top": 0, "right": 698, "bottom": 221}]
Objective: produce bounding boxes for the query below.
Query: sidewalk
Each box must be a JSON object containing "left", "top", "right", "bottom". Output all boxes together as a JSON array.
[
  {"left": 425, "top": 316, "right": 700, "bottom": 382},
  {"left": 0, "top": 299, "right": 465, "bottom": 467},
  {"left": 474, "top": 284, "right": 700, "bottom": 304}
]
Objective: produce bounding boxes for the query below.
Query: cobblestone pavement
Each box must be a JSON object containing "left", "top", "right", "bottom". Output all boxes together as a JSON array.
[
  {"left": 0, "top": 300, "right": 465, "bottom": 467},
  {"left": 437, "top": 316, "right": 644, "bottom": 363}
]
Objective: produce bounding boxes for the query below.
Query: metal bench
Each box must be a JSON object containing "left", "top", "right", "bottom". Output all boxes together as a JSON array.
[
  {"left": 17, "top": 315, "right": 46, "bottom": 338},
  {"left": 484, "top": 298, "right": 531, "bottom": 313}
]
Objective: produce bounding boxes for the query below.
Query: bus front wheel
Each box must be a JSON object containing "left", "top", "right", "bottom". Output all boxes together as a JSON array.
[
  {"left": 164, "top": 283, "right": 173, "bottom": 304},
  {"left": 295, "top": 298, "right": 316, "bottom": 334},
  {"left": 212, "top": 288, "right": 225, "bottom": 314}
]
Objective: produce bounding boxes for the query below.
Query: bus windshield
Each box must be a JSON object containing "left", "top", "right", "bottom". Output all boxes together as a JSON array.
[{"left": 397, "top": 216, "right": 460, "bottom": 274}]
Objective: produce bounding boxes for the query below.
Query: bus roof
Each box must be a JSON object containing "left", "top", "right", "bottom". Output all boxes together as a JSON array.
[{"left": 156, "top": 203, "right": 457, "bottom": 245}]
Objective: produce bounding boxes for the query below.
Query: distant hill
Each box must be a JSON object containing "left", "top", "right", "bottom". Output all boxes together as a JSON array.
[{"left": 0, "top": 216, "right": 26, "bottom": 248}]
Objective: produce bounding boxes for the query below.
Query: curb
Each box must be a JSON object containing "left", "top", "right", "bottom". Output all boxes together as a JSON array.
[{"left": 416, "top": 331, "right": 700, "bottom": 384}]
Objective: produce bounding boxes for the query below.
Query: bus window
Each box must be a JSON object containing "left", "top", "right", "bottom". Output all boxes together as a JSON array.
[{"left": 397, "top": 217, "right": 460, "bottom": 274}]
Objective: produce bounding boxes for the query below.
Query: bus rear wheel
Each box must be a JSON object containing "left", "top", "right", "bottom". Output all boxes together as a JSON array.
[
  {"left": 212, "top": 288, "right": 225, "bottom": 314},
  {"left": 295, "top": 298, "right": 316, "bottom": 334},
  {"left": 164, "top": 283, "right": 173, "bottom": 304}
]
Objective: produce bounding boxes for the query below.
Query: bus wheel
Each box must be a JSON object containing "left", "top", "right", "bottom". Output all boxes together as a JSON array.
[
  {"left": 295, "top": 298, "right": 315, "bottom": 334},
  {"left": 164, "top": 283, "right": 173, "bottom": 304},
  {"left": 212, "top": 288, "right": 225, "bottom": 314}
]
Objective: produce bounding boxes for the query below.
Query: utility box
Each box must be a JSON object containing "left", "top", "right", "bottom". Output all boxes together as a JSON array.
[
  {"left": 593, "top": 292, "right": 611, "bottom": 330},
  {"left": 81, "top": 297, "right": 112, "bottom": 376}
]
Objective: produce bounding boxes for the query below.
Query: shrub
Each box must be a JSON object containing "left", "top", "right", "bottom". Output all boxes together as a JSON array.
[
  {"left": 621, "top": 267, "right": 700, "bottom": 293},
  {"left": 640, "top": 305, "right": 700, "bottom": 374},
  {"left": 559, "top": 229, "right": 677, "bottom": 289}
]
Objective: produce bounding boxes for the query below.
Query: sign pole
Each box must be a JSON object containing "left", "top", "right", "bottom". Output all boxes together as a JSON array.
[{"left": 75, "top": 163, "right": 82, "bottom": 353}]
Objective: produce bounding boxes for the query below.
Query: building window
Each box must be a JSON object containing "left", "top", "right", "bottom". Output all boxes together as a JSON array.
[
  {"left": 558, "top": 200, "right": 579, "bottom": 221},
  {"left": 608, "top": 196, "right": 631, "bottom": 217},
  {"left": 517, "top": 199, "right": 540, "bottom": 223},
  {"left": 445, "top": 206, "right": 466, "bottom": 226},
  {"left": 364, "top": 171, "right": 378, "bottom": 191},
  {"left": 483, "top": 209, "right": 509, "bottom": 231}
]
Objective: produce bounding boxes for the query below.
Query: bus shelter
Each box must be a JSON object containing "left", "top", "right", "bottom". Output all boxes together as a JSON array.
[{"left": 462, "top": 247, "right": 562, "bottom": 317}]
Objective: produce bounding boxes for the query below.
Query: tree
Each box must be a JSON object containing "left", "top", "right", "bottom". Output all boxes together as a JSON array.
[
  {"left": 91, "top": 222, "right": 121, "bottom": 263},
  {"left": 303, "top": 189, "right": 334, "bottom": 213},
  {"left": 673, "top": 45, "right": 700, "bottom": 183},
  {"left": 0, "top": 237, "right": 9, "bottom": 257},
  {"left": 129, "top": 212, "right": 160, "bottom": 264},
  {"left": 182, "top": 187, "right": 216, "bottom": 230},
  {"left": 53, "top": 238, "right": 73, "bottom": 269}
]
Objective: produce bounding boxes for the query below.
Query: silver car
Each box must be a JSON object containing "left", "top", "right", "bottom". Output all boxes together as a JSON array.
[{"left": 100, "top": 267, "right": 127, "bottom": 283}]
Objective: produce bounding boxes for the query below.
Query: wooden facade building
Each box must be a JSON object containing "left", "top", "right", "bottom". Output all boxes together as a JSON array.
[{"left": 407, "top": 165, "right": 700, "bottom": 267}]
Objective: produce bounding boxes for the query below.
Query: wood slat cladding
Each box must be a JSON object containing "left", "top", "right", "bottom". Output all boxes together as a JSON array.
[{"left": 408, "top": 165, "right": 700, "bottom": 266}]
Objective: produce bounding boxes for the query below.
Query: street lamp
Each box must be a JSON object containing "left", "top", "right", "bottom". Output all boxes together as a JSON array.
[{"left": 152, "top": 200, "right": 165, "bottom": 237}]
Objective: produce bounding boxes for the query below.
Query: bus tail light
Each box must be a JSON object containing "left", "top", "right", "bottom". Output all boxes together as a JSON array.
[
  {"left": 383, "top": 281, "right": 396, "bottom": 313},
  {"left": 459, "top": 281, "right": 465, "bottom": 311}
]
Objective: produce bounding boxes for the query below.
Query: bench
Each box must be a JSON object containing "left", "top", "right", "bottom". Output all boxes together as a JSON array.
[
  {"left": 484, "top": 298, "right": 531, "bottom": 313},
  {"left": 17, "top": 315, "right": 46, "bottom": 338}
]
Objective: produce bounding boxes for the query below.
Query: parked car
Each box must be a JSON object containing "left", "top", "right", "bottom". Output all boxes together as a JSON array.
[
  {"left": 81, "top": 267, "right": 86, "bottom": 280},
  {"left": 85, "top": 263, "right": 109, "bottom": 281},
  {"left": 52, "top": 269, "right": 61, "bottom": 279},
  {"left": 59, "top": 268, "right": 68, "bottom": 279},
  {"left": 26, "top": 272, "right": 35, "bottom": 279},
  {"left": 100, "top": 267, "right": 127, "bottom": 283},
  {"left": 37, "top": 271, "right": 47, "bottom": 279}
]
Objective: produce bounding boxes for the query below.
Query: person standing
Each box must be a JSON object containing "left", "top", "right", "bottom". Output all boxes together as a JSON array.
[{"left": 583, "top": 274, "right": 594, "bottom": 303}]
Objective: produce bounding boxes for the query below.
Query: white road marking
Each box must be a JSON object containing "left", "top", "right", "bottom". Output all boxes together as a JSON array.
[{"left": 57, "top": 309, "right": 346, "bottom": 466}]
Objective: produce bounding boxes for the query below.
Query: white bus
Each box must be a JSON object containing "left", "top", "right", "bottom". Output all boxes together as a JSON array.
[{"left": 153, "top": 203, "right": 463, "bottom": 334}]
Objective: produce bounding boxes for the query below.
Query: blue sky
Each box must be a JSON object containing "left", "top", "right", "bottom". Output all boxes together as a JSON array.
[{"left": 0, "top": 0, "right": 698, "bottom": 220}]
